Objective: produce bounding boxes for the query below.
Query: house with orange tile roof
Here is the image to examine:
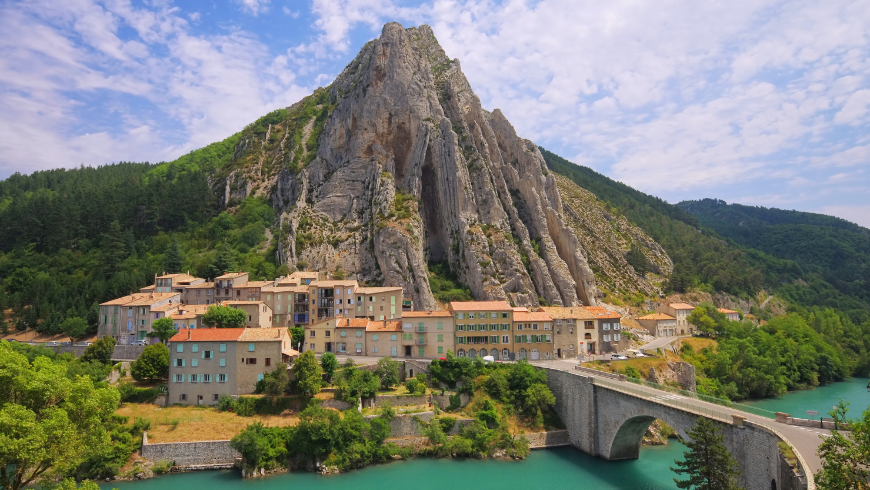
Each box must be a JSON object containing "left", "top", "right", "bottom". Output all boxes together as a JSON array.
[
  {"left": 542, "top": 306, "right": 599, "bottom": 358},
  {"left": 585, "top": 306, "right": 628, "bottom": 353},
  {"left": 656, "top": 302, "right": 697, "bottom": 334},
  {"left": 98, "top": 292, "right": 181, "bottom": 345},
  {"left": 717, "top": 308, "right": 740, "bottom": 321},
  {"left": 512, "top": 311, "right": 554, "bottom": 360},
  {"left": 366, "top": 319, "right": 407, "bottom": 358},
  {"left": 401, "top": 310, "right": 454, "bottom": 358},
  {"left": 449, "top": 301, "right": 514, "bottom": 360},
  {"left": 637, "top": 312, "right": 678, "bottom": 337},
  {"left": 167, "top": 327, "right": 296, "bottom": 405},
  {"left": 261, "top": 284, "right": 310, "bottom": 328},
  {"left": 139, "top": 273, "right": 205, "bottom": 294}
]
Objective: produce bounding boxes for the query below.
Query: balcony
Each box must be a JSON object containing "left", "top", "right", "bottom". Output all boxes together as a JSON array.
[
  {"left": 416, "top": 338, "right": 427, "bottom": 345},
  {"left": 416, "top": 325, "right": 427, "bottom": 332}
]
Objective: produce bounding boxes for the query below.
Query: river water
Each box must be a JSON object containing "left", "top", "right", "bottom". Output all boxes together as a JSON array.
[
  {"left": 102, "top": 378, "right": 870, "bottom": 490},
  {"left": 742, "top": 376, "right": 870, "bottom": 418},
  {"left": 102, "top": 445, "right": 688, "bottom": 490}
]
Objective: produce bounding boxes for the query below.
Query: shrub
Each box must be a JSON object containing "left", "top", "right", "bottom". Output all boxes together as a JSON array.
[
  {"left": 152, "top": 460, "right": 173, "bottom": 474},
  {"left": 118, "top": 382, "right": 162, "bottom": 403},
  {"left": 217, "top": 394, "right": 234, "bottom": 411},
  {"left": 234, "top": 397, "right": 257, "bottom": 417}
]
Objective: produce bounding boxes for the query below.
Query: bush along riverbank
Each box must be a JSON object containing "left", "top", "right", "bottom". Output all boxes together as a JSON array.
[{"left": 229, "top": 357, "right": 560, "bottom": 477}]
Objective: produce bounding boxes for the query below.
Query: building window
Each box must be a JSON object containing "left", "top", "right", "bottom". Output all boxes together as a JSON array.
[
  {"left": 390, "top": 334, "right": 397, "bottom": 341},
  {"left": 457, "top": 313, "right": 465, "bottom": 320},
  {"left": 457, "top": 349, "right": 466, "bottom": 357},
  {"left": 257, "top": 373, "right": 264, "bottom": 381},
  {"left": 502, "top": 335, "right": 509, "bottom": 344},
  {"left": 203, "top": 374, "right": 212, "bottom": 383},
  {"left": 418, "top": 346, "right": 425, "bottom": 357},
  {"left": 174, "top": 359, "right": 184, "bottom": 367},
  {"left": 265, "top": 358, "right": 271, "bottom": 367},
  {"left": 372, "top": 334, "right": 378, "bottom": 341},
  {"left": 219, "top": 358, "right": 226, "bottom": 367},
  {"left": 390, "top": 346, "right": 397, "bottom": 357},
  {"left": 372, "top": 346, "right": 378, "bottom": 353},
  {"left": 310, "top": 330, "right": 316, "bottom": 337},
  {"left": 192, "top": 344, "right": 199, "bottom": 353},
  {"left": 203, "top": 351, "right": 212, "bottom": 359},
  {"left": 437, "top": 334, "right": 443, "bottom": 342},
  {"left": 220, "top": 343, "right": 226, "bottom": 352},
  {"left": 356, "top": 343, "right": 362, "bottom": 353},
  {"left": 180, "top": 394, "right": 187, "bottom": 401},
  {"left": 190, "top": 374, "right": 198, "bottom": 382},
  {"left": 174, "top": 374, "right": 183, "bottom": 382},
  {"left": 602, "top": 323, "right": 610, "bottom": 330},
  {"left": 248, "top": 343, "right": 255, "bottom": 351},
  {"left": 437, "top": 322, "right": 443, "bottom": 330},
  {"left": 356, "top": 330, "right": 362, "bottom": 337},
  {"left": 191, "top": 359, "right": 198, "bottom": 367},
  {"left": 246, "top": 358, "right": 257, "bottom": 365},
  {"left": 325, "top": 331, "right": 331, "bottom": 337},
  {"left": 309, "top": 343, "right": 315, "bottom": 350},
  {"left": 340, "top": 330, "right": 347, "bottom": 338}
]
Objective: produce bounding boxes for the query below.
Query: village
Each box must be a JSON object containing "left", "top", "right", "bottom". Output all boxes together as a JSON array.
[{"left": 85, "top": 270, "right": 741, "bottom": 406}]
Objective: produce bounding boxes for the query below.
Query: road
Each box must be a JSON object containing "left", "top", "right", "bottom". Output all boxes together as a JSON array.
[
  {"left": 639, "top": 334, "right": 690, "bottom": 352},
  {"left": 534, "top": 358, "right": 827, "bottom": 479}
]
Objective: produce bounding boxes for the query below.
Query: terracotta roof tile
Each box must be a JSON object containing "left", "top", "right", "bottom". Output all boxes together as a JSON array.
[
  {"left": 449, "top": 301, "right": 511, "bottom": 311},
  {"left": 157, "top": 273, "right": 198, "bottom": 281},
  {"left": 584, "top": 306, "right": 622, "bottom": 319},
  {"left": 215, "top": 272, "right": 248, "bottom": 279},
  {"left": 222, "top": 300, "right": 265, "bottom": 305},
  {"left": 169, "top": 328, "right": 245, "bottom": 342},
  {"left": 401, "top": 310, "right": 452, "bottom": 317},
  {"left": 355, "top": 286, "right": 403, "bottom": 294},
  {"left": 540, "top": 306, "right": 597, "bottom": 320},
  {"left": 637, "top": 313, "right": 676, "bottom": 320},
  {"left": 336, "top": 318, "right": 370, "bottom": 328},
  {"left": 101, "top": 292, "right": 179, "bottom": 306},
  {"left": 718, "top": 308, "right": 738, "bottom": 314},
  {"left": 150, "top": 304, "right": 180, "bottom": 312},
  {"left": 513, "top": 311, "right": 553, "bottom": 322},
  {"left": 365, "top": 320, "right": 403, "bottom": 332},
  {"left": 186, "top": 282, "right": 216, "bottom": 289},
  {"left": 310, "top": 280, "right": 359, "bottom": 287},
  {"left": 668, "top": 302, "right": 696, "bottom": 310},
  {"left": 239, "top": 328, "right": 289, "bottom": 342},
  {"left": 261, "top": 285, "right": 309, "bottom": 293}
]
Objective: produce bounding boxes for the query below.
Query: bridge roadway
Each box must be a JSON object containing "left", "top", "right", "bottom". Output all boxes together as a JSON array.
[{"left": 535, "top": 359, "right": 828, "bottom": 486}]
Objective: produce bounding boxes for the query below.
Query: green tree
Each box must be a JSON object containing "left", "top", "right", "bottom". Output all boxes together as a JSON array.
[
  {"left": 59, "top": 317, "right": 89, "bottom": 338},
  {"left": 229, "top": 422, "right": 289, "bottom": 472},
  {"left": 53, "top": 478, "right": 105, "bottom": 490},
  {"left": 375, "top": 357, "right": 401, "bottom": 390},
  {"left": 102, "top": 220, "right": 127, "bottom": 273},
  {"left": 80, "top": 337, "right": 117, "bottom": 365},
  {"left": 671, "top": 417, "right": 743, "bottom": 490},
  {"left": 130, "top": 343, "right": 169, "bottom": 382},
  {"left": 816, "top": 400, "right": 870, "bottom": 490},
  {"left": 207, "top": 242, "right": 237, "bottom": 279},
  {"left": 0, "top": 343, "right": 120, "bottom": 490},
  {"left": 163, "top": 237, "right": 185, "bottom": 273},
  {"left": 289, "top": 327, "right": 304, "bottom": 350},
  {"left": 626, "top": 243, "right": 650, "bottom": 277},
  {"left": 202, "top": 305, "right": 246, "bottom": 328},
  {"left": 293, "top": 351, "right": 322, "bottom": 396},
  {"left": 256, "top": 363, "right": 290, "bottom": 397},
  {"left": 320, "top": 352, "right": 339, "bottom": 383},
  {"left": 151, "top": 317, "right": 177, "bottom": 344}
]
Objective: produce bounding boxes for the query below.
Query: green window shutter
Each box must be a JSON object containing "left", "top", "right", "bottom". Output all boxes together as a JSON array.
[
  {"left": 418, "top": 346, "right": 424, "bottom": 356},
  {"left": 181, "top": 359, "right": 185, "bottom": 367},
  {"left": 438, "top": 346, "right": 443, "bottom": 354},
  {"left": 437, "top": 322, "right": 442, "bottom": 330},
  {"left": 438, "top": 334, "right": 443, "bottom": 342}
]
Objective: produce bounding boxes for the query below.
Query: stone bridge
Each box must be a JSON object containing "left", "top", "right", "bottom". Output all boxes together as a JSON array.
[{"left": 545, "top": 368, "right": 811, "bottom": 490}]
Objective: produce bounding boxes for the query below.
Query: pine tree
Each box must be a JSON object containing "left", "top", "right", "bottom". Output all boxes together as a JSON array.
[
  {"left": 671, "top": 417, "right": 744, "bottom": 490},
  {"left": 164, "top": 237, "right": 185, "bottom": 273},
  {"left": 207, "top": 242, "right": 237, "bottom": 279},
  {"left": 626, "top": 244, "right": 649, "bottom": 277},
  {"left": 102, "top": 220, "right": 127, "bottom": 273}
]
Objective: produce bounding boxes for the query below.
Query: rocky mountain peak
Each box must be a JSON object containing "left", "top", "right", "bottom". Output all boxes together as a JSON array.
[{"left": 222, "top": 22, "right": 667, "bottom": 309}]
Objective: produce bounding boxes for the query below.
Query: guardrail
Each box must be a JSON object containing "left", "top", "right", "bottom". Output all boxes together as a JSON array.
[
  {"left": 592, "top": 377, "right": 734, "bottom": 423},
  {"left": 622, "top": 377, "right": 778, "bottom": 419}
]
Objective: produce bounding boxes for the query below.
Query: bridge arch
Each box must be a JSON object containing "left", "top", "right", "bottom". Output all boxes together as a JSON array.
[{"left": 607, "top": 411, "right": 691, "bottom": 460}]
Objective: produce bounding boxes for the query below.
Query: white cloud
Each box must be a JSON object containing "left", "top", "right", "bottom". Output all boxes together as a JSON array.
[
  {"left": 235, "top": 0, "right": 271, "bottom": 16},
  {"left": 283, "top": 7, "right": 300, "bottom": 17},
  {"left": 834, "top": 89, "right": 870, "bottom": 125}
]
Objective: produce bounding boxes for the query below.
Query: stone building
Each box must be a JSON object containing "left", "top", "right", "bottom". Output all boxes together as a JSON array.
[
  {"left": 365, "top": 319, "right": 406, "bottom": 357},
  {"left": 449, "top": 301, "right": 514, "bottom": 360},
  {"left": 167, "top": 327, "right": 297, "bottom": 405},
  {"left": 718, "top": 308, "right": 740, "bottom": 321},
  {"left": 636, "top": 313, "right": 677, "bottom": 337},
  {"left": 512, "top": 311, "right": 554, "bottom": 360},
  {"left": 400, "top": 310, "right": 454, "bottom": 358},
  {"left": 167, "top": 304, "right": 210, "bottom": 330},
  {"left": 98, "top": 292, "right": 180, "bottom": 344},
  {"left": 655, "top": 303, "right": 696, "bottom": 334},
  {"left": 260, "top": 284, "right": 309, "bottom": 327},
  {"left": 542, "top": 306, "right": 599, "bottom": 358},
  {"left": 307, "top": 281, "right": 403, "bottom": 323},
  {"left": 181, "top": 281, "right": 216, "bottom": 305},
  {"left": 139, "top": 273, "right": 205, "bottom": 294},
  {"left": 586, "top": 306, "right": 628, "bottom": 353},
  {"left": 222, "top": 301, "right": 273, "bottom": 328}
]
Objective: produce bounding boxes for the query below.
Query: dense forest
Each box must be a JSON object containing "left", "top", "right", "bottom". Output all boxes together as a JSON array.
[{"left": 679, "top": 198, "right": 870, "bottom": 321}]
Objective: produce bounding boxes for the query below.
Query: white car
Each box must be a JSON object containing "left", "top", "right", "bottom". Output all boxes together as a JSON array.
[
  {"left": 610, "top": 354, "right": 628, "bottom": 360},
  {"left": 130, "top": 340, "right": 149, "bottom": 346},
  {"left": 45, "top": 341, "right": 60, "bottom": 347}
]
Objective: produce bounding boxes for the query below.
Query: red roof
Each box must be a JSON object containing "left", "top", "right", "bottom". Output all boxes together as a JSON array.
[
  {"left": 449, "top": 301, "right": 511, "bottom": 311},
  {"left": 169, "top": 328, "right": 245, "bottom": 342},
  {"left": 401, "top": 310, "right": 453, "bottom": 317}
]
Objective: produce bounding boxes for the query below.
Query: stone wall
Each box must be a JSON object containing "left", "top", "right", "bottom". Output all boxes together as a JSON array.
[
  {"left": 54, "top": 344, "right": 145, "bottom": 360},
  {"left": 522, "top": 430, "right": 570, "bottom": 448},
  {"left": 403, "top": 359, "right": 431, "bottom": 380},
  {"left": 365, "top": 412, "right": 473, "bottom": 437},
  {"left": 574, "top": 365, "right": 621, "bottom": 380},
  {"left": 321, "top": 399, "right": 353, "bottom": 410},
  {"left": 431, "top": 393, "right": 470, "bottom": 410},
  {"left": 372, "top": 394, "right": 430, "bottom": 407},
  {"left": 139, "top": 433, "right": 240, "bottom": 467}
]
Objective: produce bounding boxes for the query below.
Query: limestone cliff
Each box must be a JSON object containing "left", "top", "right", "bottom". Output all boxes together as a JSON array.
[{"left": 213, "top": 23, "right": 667, "bottom": 309}]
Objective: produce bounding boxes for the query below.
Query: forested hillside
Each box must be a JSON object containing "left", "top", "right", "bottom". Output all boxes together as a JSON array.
[
  {"left": 678, "top": 199, "right": 870, "bottom": 322},
  {"left": 0, "top": 162, "right": 285, "bottom": 336}
]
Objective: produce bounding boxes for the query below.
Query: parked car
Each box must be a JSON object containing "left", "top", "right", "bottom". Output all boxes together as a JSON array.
[
  {"left": 130, "top": 340, "right": 148, "bottom": 346},
  {"left": 610, "top": 353, "right": 628, "bottom": 360},
  {"left": 6, "top": 339, "right": 17, "bottom": 342},
  {"left": 61, "top": 341, "right": 72, "bottom": 346},
  {"left": 45, "top": 341, "right": 60, "bottom": 347}
]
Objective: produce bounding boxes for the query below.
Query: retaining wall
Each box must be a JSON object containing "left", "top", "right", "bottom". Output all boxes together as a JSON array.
[
  {"left": 364, "top": 411, "right": 473, "bottom": 437},
  {"left": 372, "top": 394, "right": 430, "bottom": 408},
  {"left": 431, "top": 393, "right": 470, "bottom": 409},
  {"left": 523, "top": 430, "right": 571, "bottom": 448},
  {"left": 54, "top": 344, "right": 145, "bottom": 361},
  {"left": 139, "top": 432, "right": 240, "bottom": 467}
]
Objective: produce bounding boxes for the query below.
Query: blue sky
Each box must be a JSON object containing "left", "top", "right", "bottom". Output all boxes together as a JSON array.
[{"left": 1, "top": 0, "right": 869, "bottom": 227}]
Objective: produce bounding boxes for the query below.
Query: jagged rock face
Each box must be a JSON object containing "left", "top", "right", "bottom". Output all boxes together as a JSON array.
[
  {"left": 219, "top": 23, "right": 675, "bottom": 309},
  {"left": 554, "top": 174, "right": 672, "bottom": 297},
  {"left": 265, "top": 23, "right": 605, "bottom": 309}
]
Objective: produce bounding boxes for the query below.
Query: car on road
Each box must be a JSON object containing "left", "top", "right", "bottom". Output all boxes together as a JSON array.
[
  {"left": 45, "top": 341, "right": 60, "bottom": 347},
  {"left": 610, "top": 354, "right": 628, "bottom": 360},
  {"left": 130, "top": 340, "right": 148, "bottom": 346}
]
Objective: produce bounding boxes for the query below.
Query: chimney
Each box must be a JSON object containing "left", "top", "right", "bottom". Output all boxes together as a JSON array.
[{"left": 187, "top": 329, "right": 191, "bottom": 340}]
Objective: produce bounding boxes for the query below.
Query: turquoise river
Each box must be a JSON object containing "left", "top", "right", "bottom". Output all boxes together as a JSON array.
[{"left": 102, "top": 378, "right": 869, "bottom": 490}]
